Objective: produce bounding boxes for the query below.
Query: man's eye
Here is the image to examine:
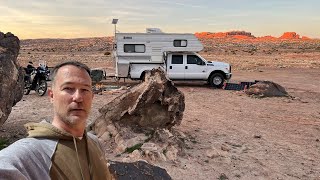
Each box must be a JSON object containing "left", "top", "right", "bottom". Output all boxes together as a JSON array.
[
  {"left": 63, "top": 87, "right": 73, "bottom": 91},
  {"left": 83, "top": 88, "right": 91, "bottom": 92}
]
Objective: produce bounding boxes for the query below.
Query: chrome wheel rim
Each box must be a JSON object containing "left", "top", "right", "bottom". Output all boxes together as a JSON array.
[{"left": 213, "top": 76, "right": 222, "bottom": 85}]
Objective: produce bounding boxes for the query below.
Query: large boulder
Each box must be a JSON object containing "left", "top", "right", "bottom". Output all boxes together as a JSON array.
[
  {"left": 91, "top": 68, "right": 186, "bottom": 162},
  {"left": 0, "top": 32, "right": 24, "bottom": 126},
  {"left": 245, "top": 81, "right": 288, "bottom": 97},
  {"left": 93, "top": 68, "right": 185, "bottom": 131}
]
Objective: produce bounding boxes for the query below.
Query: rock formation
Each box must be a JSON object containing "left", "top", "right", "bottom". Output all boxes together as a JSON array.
[
  {"left": 94, "top": 68, "right": 184, "bottom": 130},
  {"left": 195, "top": 31, "right": 314, "bottom": 41},
  {"left": 280, "top": 32, "right": 300, "bottom": 39},
  {"left": 91, "top": 68, "right": 187, "bottom": 162},
  {"left": 227, "top": 31, "right": 254, "bottom": 37},
  {"left": 245, "top": 81, "right": 288, "bottom": 97},
  {"left": 0, "top": 32, "right": 24, "bottom": 126},
  {"left": 195, "top": 31, "right": 254, "bottom": 39}
]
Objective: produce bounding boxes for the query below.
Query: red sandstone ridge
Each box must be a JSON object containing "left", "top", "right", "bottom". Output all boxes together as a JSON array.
[
  {"left": 279, "top": 32, "right": 300, "bottom": 39},
  {"left": 257, "top": 36, "right": 278, "bottom": 41},
  {"left": 195, "top": 31, "right": 254, "bottom": 39},
  {"left": 301, "top": 36, "right": 311, "bottom": 40},
  {"left": 195, "top": 31, "right": 314, "bottom": 42}
]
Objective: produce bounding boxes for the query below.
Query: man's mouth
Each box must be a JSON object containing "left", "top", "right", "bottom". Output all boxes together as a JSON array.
[{"left": 69, "top": 109, "right": 85, "bottom": 113}]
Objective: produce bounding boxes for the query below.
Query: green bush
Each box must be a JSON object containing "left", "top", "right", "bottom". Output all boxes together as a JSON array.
[{"left": 0, "top": 138, "right": 9, "bottom": 150}]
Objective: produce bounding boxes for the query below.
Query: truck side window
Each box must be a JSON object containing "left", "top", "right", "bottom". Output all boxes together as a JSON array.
[
  {"left": 172, "top": 55, "right": 183, "bottom": 64},
  {"left": 187, "top": 55, "right": 203, "bottom": 65},
  {"left": 173, "top": 40, "right": 187, "bottom": 47},
  {"left": 124, "top": 44, "right": 145, "bottom": 53}
]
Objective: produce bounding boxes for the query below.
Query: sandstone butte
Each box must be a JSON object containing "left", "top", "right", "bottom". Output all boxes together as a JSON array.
[{"left": 195, "top": 31, "right": 313, "bottom": 42}]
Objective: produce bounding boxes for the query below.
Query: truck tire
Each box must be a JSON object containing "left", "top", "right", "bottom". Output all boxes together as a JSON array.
[{"left": 209, "top": 73, "right": 224, "bottom": 88}]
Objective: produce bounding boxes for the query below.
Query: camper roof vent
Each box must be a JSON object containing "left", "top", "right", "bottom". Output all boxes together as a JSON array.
[{"left": 146, "top": 28, "right": 163, "bottom": 33}]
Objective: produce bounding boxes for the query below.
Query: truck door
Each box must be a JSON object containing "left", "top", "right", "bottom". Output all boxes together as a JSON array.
[
  {"left": 167, "top": 54, "right": 185, "bottom": 79},
  {"left": 185, "top": 54, "right": 207, "bottom": 79}
]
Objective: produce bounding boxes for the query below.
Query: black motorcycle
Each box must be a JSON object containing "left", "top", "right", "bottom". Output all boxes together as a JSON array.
[{"left": 24, "top": 66, "right": 48, "bottom": 96}]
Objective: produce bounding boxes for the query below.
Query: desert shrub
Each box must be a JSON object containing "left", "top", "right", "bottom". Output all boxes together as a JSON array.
[
  {"left": 124, "top": 143, "right": 143, "bottom": 153},
  {"left": 0, "top": 138, "right": 9, "bottom": 150}
]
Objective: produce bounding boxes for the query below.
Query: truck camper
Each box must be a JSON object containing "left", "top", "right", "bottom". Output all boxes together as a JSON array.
[{"left": 113, "top": 28, "right": 232, "bottom": 88}]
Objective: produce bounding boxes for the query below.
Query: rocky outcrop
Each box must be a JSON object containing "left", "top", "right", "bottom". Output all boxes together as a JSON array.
[
  {"left": 245, "top": 81, "right": 288, "bottom": 97},
  {"left": 0, "top": 32, "right": 24, "bottom": 126},
  {"left": 280, "top": 32, "right": 300, "bottom": 39},
  {"left": 195, "top": 31, "right": 315, "bottom": 42},
  {"left": 91, "top": 68, "right": 187, "bottom": 162},
  {"left": 227, "top": 31, "right": 254, "bottom": 37},
  {"left": 94, "top": 68, "right": 185, "bottom": 130},
  {"left": 195, "top": 31, "right": 254, "bottom": 39}
]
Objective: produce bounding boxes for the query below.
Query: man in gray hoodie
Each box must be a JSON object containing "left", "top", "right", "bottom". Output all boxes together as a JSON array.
[{"left": 0, "top": 61, "right": 111, "bottom": 180}]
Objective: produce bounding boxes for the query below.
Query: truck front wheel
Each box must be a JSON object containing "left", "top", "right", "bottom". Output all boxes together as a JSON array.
[{"left": 209, "top": 73, "right": 224, "bottom": 88}]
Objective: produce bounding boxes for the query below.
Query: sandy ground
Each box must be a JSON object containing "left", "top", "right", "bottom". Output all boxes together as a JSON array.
[
  {"left": 1, "top": 65, "right": 319, "bottom": 179},
  {"left": 2, "top": 40, "right": 320, "bottom": 179}
]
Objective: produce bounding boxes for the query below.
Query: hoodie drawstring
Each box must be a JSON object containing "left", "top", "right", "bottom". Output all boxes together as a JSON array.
[
  {"left": 84, "top": 135, "right": 93, "bottom": 180},
  {"left": 73, "top": 137, "right": 85, "bottom": 180}
]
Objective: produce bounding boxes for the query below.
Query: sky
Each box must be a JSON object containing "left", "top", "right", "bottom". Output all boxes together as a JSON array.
[{"left": 1, "top": 0, "right": 319, "bottom": 39}]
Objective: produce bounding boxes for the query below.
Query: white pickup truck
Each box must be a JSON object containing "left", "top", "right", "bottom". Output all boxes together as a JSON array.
[
  {"left": 129, "top": 52, "right": 231, "bottom": 88},
  {"left": 113, "top": 29, "right": 232, "bottom": 88}
]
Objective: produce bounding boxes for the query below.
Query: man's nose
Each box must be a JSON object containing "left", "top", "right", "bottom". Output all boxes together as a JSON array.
[{"left": 73, "top": 89, "right": 83, "bottom": 102}]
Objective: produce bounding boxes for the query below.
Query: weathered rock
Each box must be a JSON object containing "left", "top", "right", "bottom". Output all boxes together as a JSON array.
[
  {"left": 109, "top": 160, "right": 172, "bottom": 180},
  {"left": 141, "top": 143, "right": 158, "bottom": 152},
  {"left": 245, "top": 81, "right": 288, "bottom": 97},
  {"left": 206, "top": 147, "right": 221, "bottom": 158},
  {"left": 128, "top": 150, "right": 141, "bottom": 161},
  {"left": 0, "top": 32, "right": 24, "bottom": 126},
  {"left": 90, "top": 68, "right": 186, "bottom": 164},
  {"left": 92, "top": 68, "right": 185, "bottom": 134}
]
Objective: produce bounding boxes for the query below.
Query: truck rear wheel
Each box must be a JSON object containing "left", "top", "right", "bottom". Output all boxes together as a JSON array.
[{"left": 209, "top": 73, "right": 224, "bottom": 88}]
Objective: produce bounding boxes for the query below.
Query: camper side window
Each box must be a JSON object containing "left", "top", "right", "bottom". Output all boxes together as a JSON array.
[
  {"left": 173, "top": 40, "right": 187, "bottom": 47},
  {"left": 124, "top": 44, "right": 145, "bottom": 53}
]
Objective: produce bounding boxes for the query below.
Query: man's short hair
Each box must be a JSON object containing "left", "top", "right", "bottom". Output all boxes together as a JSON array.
[{"left": 50, "top": 61, "right": 91, "bottom": 84}]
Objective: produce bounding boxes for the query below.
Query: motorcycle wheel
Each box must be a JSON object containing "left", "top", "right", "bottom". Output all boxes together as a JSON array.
[
  {"left": 24, "top": 88, "right": 31, "bottom": 95},
  {"left": 24, "top": 80, "right": 31, "bottom": 95},
  {"left": 36, "top": 80, "right": 47, "bottom": 96}
]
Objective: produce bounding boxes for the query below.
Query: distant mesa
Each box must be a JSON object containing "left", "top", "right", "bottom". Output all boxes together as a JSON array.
[
  {"left": 279, "top": 32, "right": 300, "bottom": 39},
  {"left": 257, "top": 35, "right": 278, "bottom": 41},
  {"left": 301, "top": 36, "right": 311, "bottom": 40},
  {"left": 195, "top": 31, "right": 254, "bottom": 39},
  {"left": 195, "top": 31, "right": 313, "bottom": 41}
]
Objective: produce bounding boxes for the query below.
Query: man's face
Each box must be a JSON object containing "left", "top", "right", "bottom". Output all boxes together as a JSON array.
[{"left": 49, "top": 65, "right": 93, "bottom": 128}]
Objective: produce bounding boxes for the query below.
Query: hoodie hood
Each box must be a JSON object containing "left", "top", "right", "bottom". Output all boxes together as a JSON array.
[{"left": 25, "top": 121, "right": 75, "bottom": 140}]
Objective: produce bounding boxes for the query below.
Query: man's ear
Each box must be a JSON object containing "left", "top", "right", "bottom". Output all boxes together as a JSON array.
[{"left": 48, "top": 88, "right": 54, "bottom": 103}]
